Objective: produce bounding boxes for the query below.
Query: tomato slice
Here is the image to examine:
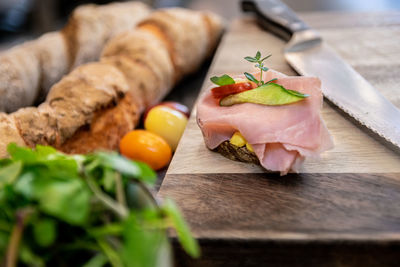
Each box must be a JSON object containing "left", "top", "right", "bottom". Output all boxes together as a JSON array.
[{"left": 211, "top": 82, "right": 257, "bottom": 99}]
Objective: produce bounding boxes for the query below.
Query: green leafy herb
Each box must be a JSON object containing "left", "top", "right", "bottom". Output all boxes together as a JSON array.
[
  {"left": 244, "top": 51, "right": 272, "bottom": 86},
  {"left": 33, "top": 218, "right": 56, "bottom": 247},
  {"left": 0, "top": 161, "right": 22, "bottom": 188},
  {"left": 162, "top": 199, "right": 200, "bottom": 258},
  {"left": 0, "top": 144, "right": 199, "bottom": 266},
  {"left": 244, "top": 72, "right": 259, "bottom": 84},
  {"left": 210, "top": 74, "right": 235, "bottom": 86}
]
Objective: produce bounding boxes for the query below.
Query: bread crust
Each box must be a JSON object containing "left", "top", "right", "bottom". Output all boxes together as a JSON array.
[
  {"left": 0, "top": 2, "right": 151, "bottom": 113},
  {"left": 0, "top": 114, "right": 26, "bottom": 156},
  {"left": 0, "top": 44, "right": 41, "bottom": 112},
  {"left": 0, "top": 8, "right": 224, "bottom": 157},
  {"left": 139, "top": 8, "right": 209, "bottom": 79},
  {"left": 62, "top": 2, "right": 151, "bottom": 69},
  {"left": 58, "top": 92, "right": 140, "bottom": 154},
  {"left": 215, "top": 141, "right": 259, "bottom": 165}
]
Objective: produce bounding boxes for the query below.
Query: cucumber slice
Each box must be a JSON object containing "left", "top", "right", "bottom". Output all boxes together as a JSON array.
[{"left": 219, "top": 83, "right": 309, "bottom": 106}]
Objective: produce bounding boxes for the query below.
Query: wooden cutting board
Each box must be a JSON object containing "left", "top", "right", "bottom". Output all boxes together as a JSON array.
[{"left": 159, "top": 12, "right": 400, "bottom": 266}]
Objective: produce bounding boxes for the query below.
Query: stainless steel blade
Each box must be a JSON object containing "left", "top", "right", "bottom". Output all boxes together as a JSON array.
[{"left": 284, "top": 30, "right": 400, "bottom": 148}]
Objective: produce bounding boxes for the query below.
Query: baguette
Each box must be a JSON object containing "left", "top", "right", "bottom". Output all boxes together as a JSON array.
[
  {"left": 0, "top": 1, "right": 151, "bottom": 113},
  {"left": 0, "top": 8, "right": 224, "bottom": 157},
  {"left": 138, "top": 9, "right": 218, "bottom": 80}
]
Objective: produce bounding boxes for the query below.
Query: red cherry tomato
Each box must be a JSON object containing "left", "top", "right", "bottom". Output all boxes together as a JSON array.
[
  {"left": 143, "top": 101, "right": 190, "bottom": 121},
  {"left": 211, "top": 82, "right": 257, "bottom": 99}
]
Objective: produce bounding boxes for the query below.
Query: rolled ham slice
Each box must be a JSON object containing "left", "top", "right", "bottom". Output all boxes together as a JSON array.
[{"left": 196, "top": 69, "right": 334, "bottom": 175}]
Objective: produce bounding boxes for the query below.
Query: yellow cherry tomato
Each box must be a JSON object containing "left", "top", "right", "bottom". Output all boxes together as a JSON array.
[
  {"left": 144, "top": 106, "right": 188, "bottom": 151},
  {"left": 119, "top": 130, "right": 172, "bottom": 170}
]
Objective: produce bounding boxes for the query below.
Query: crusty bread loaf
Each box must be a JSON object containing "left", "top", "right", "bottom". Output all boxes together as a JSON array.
[
  {"left": 101, "top": 28, "right": 174, "bottom": 108},
  {"left": 0, "top": 114, "right": 26, "bottom": 157},
  {"left": 33, "top": 32, "right": 70, "bottom": 102},
  {"left": 138, "top": 8, "right": 213, "bottom": 80},
  {"left": 0, "top": 1, "right": 151, "bottom": 113},
  {"left": 63, "top": 1, "right": 151, "bottom": 69},
  {"left": 0, "top": 42, "right": 42, "bottom": 112},
  {"left": 0, "top": 8, "right": 224, "bottom": 157}
]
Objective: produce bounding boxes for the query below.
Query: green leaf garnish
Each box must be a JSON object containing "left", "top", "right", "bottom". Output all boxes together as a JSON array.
[
  {"left": 243, "top": 51, "right": 272, "bottom": 86},
  {"left": 242, "top": 52, "right": 306, "bottom": 99},
  {"left": 210, "top": 74, "right": 235, "bottom": 86},
  {"left": 244, "top": 72, "right": 259, "bottom": 84},
  {"left": 261, "top": 54, "right": 272, "bottom": 62},
  {"left": 244, "top": 57, "right": 258, "bottom": 63},
  {"left": 33, "top": 218, "right": 57, "bottom": 247},
  {"left": 162, "top": 199, "right": 200, "bottom": 258}
]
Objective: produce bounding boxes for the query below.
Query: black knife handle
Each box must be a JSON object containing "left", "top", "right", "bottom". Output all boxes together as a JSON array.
[{"left": 242, "top": 0, "right": 310, "bottom": 41}]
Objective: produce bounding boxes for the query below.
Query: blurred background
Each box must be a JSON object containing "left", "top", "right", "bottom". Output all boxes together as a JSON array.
[{"left": 1, "top": 0, "right": 400, "bottom": 43}]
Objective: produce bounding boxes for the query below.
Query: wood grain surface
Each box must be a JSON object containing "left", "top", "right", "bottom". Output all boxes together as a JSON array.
[{"left": 159, "top": 11, "right": 400, "bottom": 266}]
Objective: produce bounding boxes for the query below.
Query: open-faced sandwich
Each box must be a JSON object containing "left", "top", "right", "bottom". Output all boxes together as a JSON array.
[{"left": 197, "top": 52, "right": 334, "bottom": 175}]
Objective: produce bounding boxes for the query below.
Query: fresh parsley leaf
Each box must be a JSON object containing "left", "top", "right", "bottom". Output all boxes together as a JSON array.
[
  {"left": 210, "top": 74, "right": 235, "bottom": 86},
  {"left": 244, "top": 72, "right": 259, "bottom": 84},
  {"left": 162, "top": 199, "right": 200, "bottom": 258},
  {"left": 0, "top": 144, "right": 197, "bottom": 266},
  {"left": 82, "top": 253, "right": 108, "bottom": 267},
  {"left": 121, "top": 212, "right": 166, "bottom": 267},
  {"left": 34, "top": 145, "right": 57, "bottom": 158},
  {"left": 0, "top": 161, "right": 22, "bottom": 188},
  {"left": 38, "top": 178, "right": 91, "bottom": 225},
  {"left": 33, "top": 218, "right": 57, "bottom": 247},
  {"left": 88, "top": 152, "right": 156, "bottom": 185},
  {"left": 8, "top": 143, "right": 36, "bottom": 162},
  {"left": 19, "top": 244, "right": 45, "bottom": 267},
  {"left": 7, "top": 143, "right": 79, "bottom": 175},
  {"left": 126, "top": 183, "right": 157, "bottom": 210}
]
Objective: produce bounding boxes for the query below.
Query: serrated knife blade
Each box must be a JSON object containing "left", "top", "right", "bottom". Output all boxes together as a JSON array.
[{"left": 242, "top": 0, "right": 400, "bottom": 149}]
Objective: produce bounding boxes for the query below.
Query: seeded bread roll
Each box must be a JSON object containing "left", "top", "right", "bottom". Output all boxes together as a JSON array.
[
  {"left": 0, "top": 1, "right": 151, "bottom": 113},
  {"left": 0, "top": 8, "right": 224, "bottom": 157}
]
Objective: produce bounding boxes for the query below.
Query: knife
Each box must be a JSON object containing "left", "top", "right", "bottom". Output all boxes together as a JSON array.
[{"left": 242, "top": 0, "right": 400, "bottom": 149}]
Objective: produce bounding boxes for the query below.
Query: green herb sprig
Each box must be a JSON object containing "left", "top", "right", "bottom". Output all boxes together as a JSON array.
[
  {"left": 210, "top": 51, "right": 276, "bottom": 87},
  {"left": 244, "top": 51, "right": 273, "bottom": 86},
  {"left": 0, "top": 144, "right": 199, "bottom": 267}
]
